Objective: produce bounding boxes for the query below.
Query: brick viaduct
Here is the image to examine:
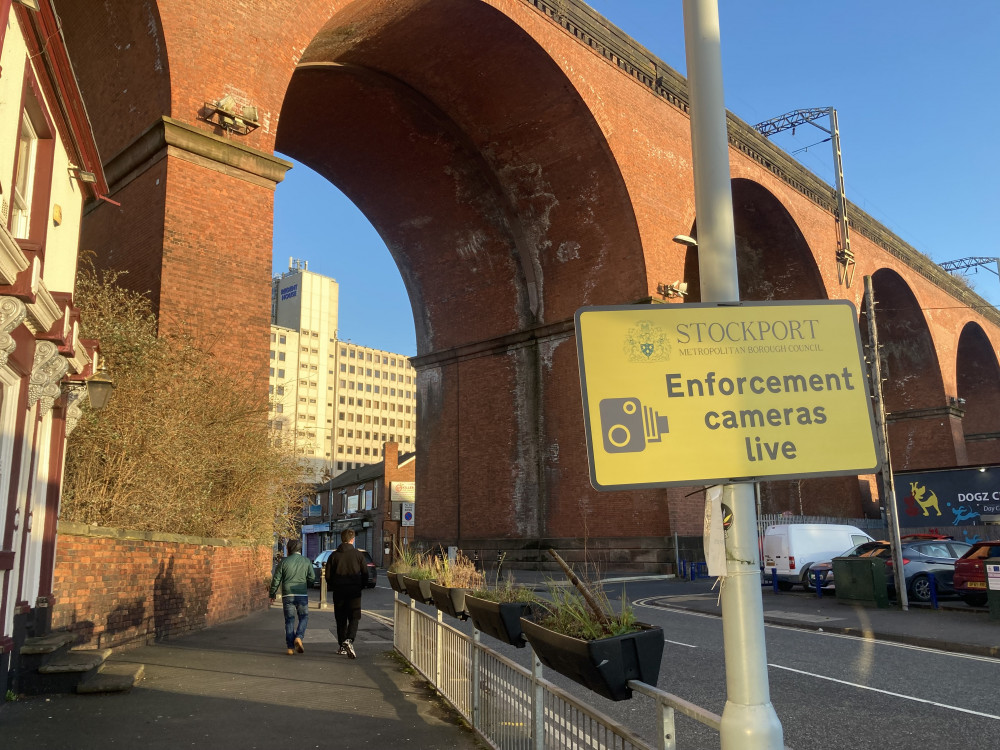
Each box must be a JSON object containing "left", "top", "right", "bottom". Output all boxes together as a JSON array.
[{"left": 55, "top": 0, "right": 1000, "bottom": 565}]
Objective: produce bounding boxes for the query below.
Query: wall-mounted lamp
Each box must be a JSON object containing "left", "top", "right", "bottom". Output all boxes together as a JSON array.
[
  {"left": 67, "top": 164, "right": 97, "bottom": 184},
  {"left": 200, "top": 95, "right": 260, "bottom": 136},
  {"left": 672, "top": 234, "right": 699, "bottom": 248},
  {"left": 948, "top": 396, "right": 966, "bottom": 407},
  {"left": 657, "top": 280, "right": 688, "bottom": 299},
  {"left": 86, "top": 366, "right": 115, "bottom": 410}
]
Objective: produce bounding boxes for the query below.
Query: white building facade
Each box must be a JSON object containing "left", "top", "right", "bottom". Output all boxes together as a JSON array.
[{"left": 269, "top": 260, "right": 416, "bottom": 480}]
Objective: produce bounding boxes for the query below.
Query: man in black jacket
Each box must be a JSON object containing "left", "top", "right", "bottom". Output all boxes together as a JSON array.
[{"left": 325, "top": 529, "right": 368, "bottom": 658}]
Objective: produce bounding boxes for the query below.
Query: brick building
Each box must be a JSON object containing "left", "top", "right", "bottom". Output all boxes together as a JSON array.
[
  {"left": 303, "top": 441, "right": 415, "bottom": 567},
  {"left": 0, "top": 1, "right": 107, "bottom": 696}
]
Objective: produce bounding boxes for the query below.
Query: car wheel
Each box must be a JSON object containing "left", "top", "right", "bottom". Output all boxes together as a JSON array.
[
  {"left": 909, "top": 574, "right": 932, "bottom": 603},
  {"left": 776, "top": 581, "right": 793, "bottom": 592},
  {"left": 962, "top": 593, "right": 988, "bottom": 607}
]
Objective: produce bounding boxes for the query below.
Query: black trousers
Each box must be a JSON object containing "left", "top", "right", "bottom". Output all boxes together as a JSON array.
[{"left": 332, "top": 589, "right": 362, "bottom": 644}]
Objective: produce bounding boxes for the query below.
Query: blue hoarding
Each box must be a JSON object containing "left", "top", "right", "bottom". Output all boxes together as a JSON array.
[{"left": 894, "top": 466, "right": 1000, "bottom": 533}]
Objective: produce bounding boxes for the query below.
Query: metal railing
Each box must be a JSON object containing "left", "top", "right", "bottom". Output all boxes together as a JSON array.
[{"left": 393, "top": 597, "right": 725, "bottom": 750}]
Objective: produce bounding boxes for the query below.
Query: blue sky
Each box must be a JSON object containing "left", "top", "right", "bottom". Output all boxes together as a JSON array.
[{"left": 273, "top": 1, "right": 1000, "bottom": 356}]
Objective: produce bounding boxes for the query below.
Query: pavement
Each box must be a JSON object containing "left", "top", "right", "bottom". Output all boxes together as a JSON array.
[
  {"left": 1, "top": 572, "right": 996, "bottom": 748},
  {"left": 0, "top": 591, "right": 484, "bottom": 750}
]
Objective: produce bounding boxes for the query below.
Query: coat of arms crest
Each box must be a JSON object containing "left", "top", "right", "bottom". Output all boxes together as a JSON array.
[{"left": 623, "top": 320, "right": 670, "bottom": 362}]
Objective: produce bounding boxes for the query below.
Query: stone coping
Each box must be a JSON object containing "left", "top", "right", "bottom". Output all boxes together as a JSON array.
[{"left": 56, "top": 520, "right": 257, "bottom": 549}]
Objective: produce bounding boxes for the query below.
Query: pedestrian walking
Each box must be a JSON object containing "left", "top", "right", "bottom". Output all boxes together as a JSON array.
[
  {"left": 269, "top": 539, "right": 315, "bottom": 655},
  {"left": 325, "top": 529, "right": 368, "bottom": 658}
]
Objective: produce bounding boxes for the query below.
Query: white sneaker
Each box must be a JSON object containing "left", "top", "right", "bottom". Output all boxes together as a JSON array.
[
  {"left": 337, "top": 644, "right": 348, "bottom": 655},
  {"left": 344, "top": 639, "right": 356, "bottom": 659}
]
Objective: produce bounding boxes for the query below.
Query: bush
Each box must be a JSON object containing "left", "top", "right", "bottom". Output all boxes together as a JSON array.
[{"left": 61, "top": 263, "right": 305, "bottom": 543}]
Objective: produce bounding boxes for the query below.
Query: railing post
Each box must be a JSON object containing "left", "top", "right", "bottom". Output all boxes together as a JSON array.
[
  {"left": 319, "top": 573, "right": 329, "bottom": 610},
  {"left": 435, "top": 609, "right": 443, "bottom": 689},
  {"left": 472, "top": 628, "right": 481, "bottom": 733},
  {"left": 772, "top": 567, "right": 779, "bottom": 593},
  {"left": 659, "top": 701, "right": 677, "bottom": 750},
  {"left": 531, "top": 646, "right": 544, "bottom": 750},
  {"left": 408, "top": 597, "right": 416, "bottom": 665},
  {"left": 928, "top": 573, "right": 939, "bottom": 609},
  {"left": 813, "top": 569, "right": 822, "bottom": 598}
]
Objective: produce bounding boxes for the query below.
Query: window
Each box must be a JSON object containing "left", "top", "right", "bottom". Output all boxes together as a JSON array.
[
  {"left": 374, "top": 386, "right": 380, "bottom": 394},
  {"left": 347, "top": 430, "right": 353, "bottom": 438},
  {"left": 269, "top": 367, "right": 275, "bottom": 377},
  {"left": 268, "top": 385, "right": 274, "bottom": 394},
  {"left": 340, "top": 364, "right": 346, "bottom": 372},
  {"left": 341, "top": 347, "right": 347, "bottom": 356},
  {"left": 275, "top": 404, "right": 283, "bottom": 413},
  {"left": 337, "top": 462, "right": 343, "bottom": 470},
  {"left": 350, "top": 350, "right": 356, "bottom": 358},
  {"left": 349, "top": 365, "right": 355, "bottom": 374},
  {"left": 365, "top": 384, "right": 372, "bottom": 392},
  {"left": 269, "top": 351, "right": 275, "bottom": 360},
  {"left": 270, "top": 333, "right": 276, "bottom": 342},
  {"left": 276, "top": 386, "right": 284, "bottom": 395},
  {"left": 366, "top": 353, "right": 372, "bottom": 361},
  {"left": 391, "top": 359, "right": 396, "bottom": 366},
  {"left": 278, "top": 352, "right": 285, "bottom": 361},
  {"left": 339, "top": 396, "right": 345, "bottom": 404},
  {"left": 280, "top": 335, "right": 286, "bottom": 344},
  {"left": 340, "top": 379, "right": 346, "bottom": 387},
  {"left": 338, "top": 411, "right": 345, "bottom": 420},
  {"left": 366, "top": 368, "right": 372, "bottom": 377},
  {"left": 12, "top": 113, "right": 38, "bottom": 240},
  {"left": 278, "top": 369, "right": 285, "bottom": 378}
]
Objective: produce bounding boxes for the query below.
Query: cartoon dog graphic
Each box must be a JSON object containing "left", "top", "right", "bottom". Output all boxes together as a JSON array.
[{"left": 909, "top": 481, "right": 942, "bottom": 517}]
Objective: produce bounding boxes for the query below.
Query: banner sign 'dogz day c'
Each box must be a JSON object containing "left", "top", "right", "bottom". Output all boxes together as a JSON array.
[{"left": 574, "top": 301, "right": 881, "bottom": 490}]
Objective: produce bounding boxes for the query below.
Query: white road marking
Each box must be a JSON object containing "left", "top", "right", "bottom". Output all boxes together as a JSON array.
[
  {"left": 664, "top": 638, "right": 697, "bottom": 648},
  {"left": 769, "top": 663, "right": 1000, "bottom": 720},
  {"left": 636, "top": 597, "right": 999, "bottom": 664}
]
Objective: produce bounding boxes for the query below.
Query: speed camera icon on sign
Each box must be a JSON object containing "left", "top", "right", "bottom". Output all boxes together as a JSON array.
[{"left": 599, "top": 397, "right": 669, "bottom": 454}]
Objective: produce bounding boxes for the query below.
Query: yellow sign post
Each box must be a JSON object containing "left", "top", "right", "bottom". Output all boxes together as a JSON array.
[{"left": 575, "top": 300, "right": 880, "bottom": 490}]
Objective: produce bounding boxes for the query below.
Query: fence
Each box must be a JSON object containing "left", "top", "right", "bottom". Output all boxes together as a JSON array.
[{"left": 393, "top": 597, "right": 727, "bottom": 750}]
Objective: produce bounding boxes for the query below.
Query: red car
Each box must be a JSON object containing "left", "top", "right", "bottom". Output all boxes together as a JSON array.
[{"left": 952, "top": 541, "right": 1000, "bottom": 607}]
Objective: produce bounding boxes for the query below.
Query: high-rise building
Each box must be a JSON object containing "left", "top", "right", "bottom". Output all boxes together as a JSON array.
[{"left": 269, "top": 259, "right": 417, "bottom": 480}]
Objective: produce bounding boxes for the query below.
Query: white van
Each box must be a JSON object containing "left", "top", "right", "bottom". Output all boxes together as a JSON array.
[{"left": 762, "top": 524, "right": 874, "bottom": 590}]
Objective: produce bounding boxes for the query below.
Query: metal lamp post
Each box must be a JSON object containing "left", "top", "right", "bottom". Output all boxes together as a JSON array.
[{"left": 682, "top": 2, "right": 784, "bottom": 748}]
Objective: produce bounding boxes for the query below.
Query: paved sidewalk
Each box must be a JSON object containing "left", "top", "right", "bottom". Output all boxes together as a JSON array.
[{"left": 0, "top": 602, "right": 483, "bottom": 750}]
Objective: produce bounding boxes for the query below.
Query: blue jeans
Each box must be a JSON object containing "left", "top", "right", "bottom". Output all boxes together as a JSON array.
[{"left": 282, "top": 595, "right": 309, "bottom": 648}]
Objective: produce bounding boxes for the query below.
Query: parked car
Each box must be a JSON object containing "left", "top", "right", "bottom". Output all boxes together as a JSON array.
[
  {"left": 762, "top": 524, "right": 874, "bottom": 591},
  {"left": 312, "top": 549, "right": 378, "bottom": 589},
  {"left": 952, "top": 541, "right": 1000, "bottom": 607},
  {"left": 816, "top": 539, "right": 971, "bottom": 602}
]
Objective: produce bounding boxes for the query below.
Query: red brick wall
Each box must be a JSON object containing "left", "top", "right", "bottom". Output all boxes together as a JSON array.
[{"left": 51, "top": 522, "right": 271, "bottom": 649}]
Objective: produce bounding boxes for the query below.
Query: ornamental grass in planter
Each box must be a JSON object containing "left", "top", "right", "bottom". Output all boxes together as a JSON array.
[
  {"left": 401, "top": 554, "right": 436, "bottom": 604},
  {"left": 386, "top": 545, "right": 421, "bottom": 594},
  {"left": 466, "top": 570, "right": 538, "bottom": 648},
  {"left": 428, "top": 550, "right": 485, "bottom": 620},
  {"left": 520, "top": 550, "right": 664, "bottom": 701}
]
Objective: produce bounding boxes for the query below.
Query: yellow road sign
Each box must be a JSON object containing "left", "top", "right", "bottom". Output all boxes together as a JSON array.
[{"left": 575, "top": 301, "right": 880, "bottom": 490}]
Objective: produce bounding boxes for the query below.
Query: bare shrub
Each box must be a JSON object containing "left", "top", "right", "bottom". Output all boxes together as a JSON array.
[{"left": 62, "top": 262, "right": 305, "bottom": 543}]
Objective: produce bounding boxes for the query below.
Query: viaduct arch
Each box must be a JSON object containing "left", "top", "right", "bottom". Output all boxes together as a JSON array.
[{"left": 55, "top": 0, "right": 1000, "bottom": 563}]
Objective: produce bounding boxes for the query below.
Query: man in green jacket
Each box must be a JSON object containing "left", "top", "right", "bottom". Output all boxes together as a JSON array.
[{"left": 269, "top": 539, "right": 315, "bottom": 655}]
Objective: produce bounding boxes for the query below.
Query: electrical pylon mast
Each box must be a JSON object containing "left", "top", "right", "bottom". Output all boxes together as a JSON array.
[{"left": 754, "top": 107, "right": 854, "bottom": 288}]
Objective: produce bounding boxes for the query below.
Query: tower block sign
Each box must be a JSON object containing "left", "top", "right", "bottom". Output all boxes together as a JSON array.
[{"left": 575, "top": 301, "right": 880, "bottom": 490}]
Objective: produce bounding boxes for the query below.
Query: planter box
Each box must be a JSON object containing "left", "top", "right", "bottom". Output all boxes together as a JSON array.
[
  {"left": 401, "top": 575, "right": 434, "bottom": 604},
  {"left": 429, "top": 582, "right": 473, "bottom": 620},
  {"left": 519, "top": 618, "right": 663, "bottom": 701},
  {"left": 465, "top": 595, "right": 533, "bottom": 648},
  {"left": 386, "top": 571, "right": 407, "bottom": 594}
]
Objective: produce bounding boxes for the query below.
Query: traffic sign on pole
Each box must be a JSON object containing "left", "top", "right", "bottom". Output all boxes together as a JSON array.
[{"left": 575, "top": 300, "right": 880, "bottom": 490}]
